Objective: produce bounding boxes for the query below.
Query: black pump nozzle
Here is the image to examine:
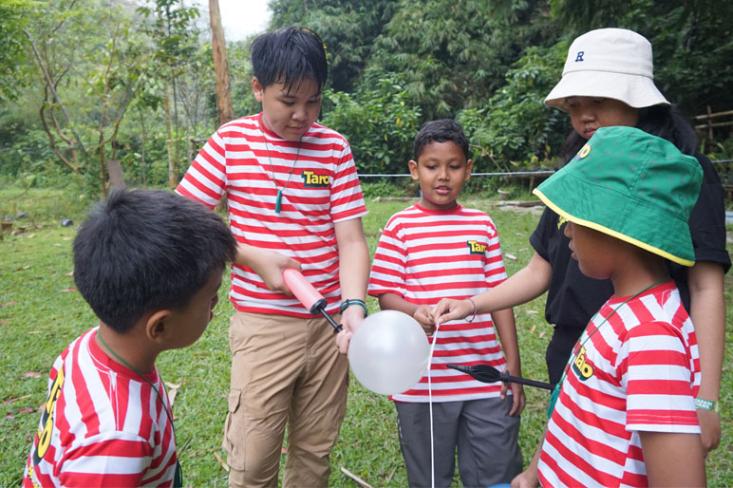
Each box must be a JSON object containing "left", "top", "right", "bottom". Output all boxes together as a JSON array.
[{"left": 447, "top": 364, "right": 553, "bottom": 391}]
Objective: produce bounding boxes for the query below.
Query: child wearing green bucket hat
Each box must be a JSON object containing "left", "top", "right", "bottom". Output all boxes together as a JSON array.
[
  {"left": 433, "top": 28, "right": 729, "bottom": 458},
  {"left": 530, "top": 126, "right": 705, "bottom": 487}
]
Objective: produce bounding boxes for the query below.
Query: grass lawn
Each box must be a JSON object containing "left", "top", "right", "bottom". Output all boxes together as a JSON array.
[{"left": 1, "top": 188, "right": 732, "bottom": 486}]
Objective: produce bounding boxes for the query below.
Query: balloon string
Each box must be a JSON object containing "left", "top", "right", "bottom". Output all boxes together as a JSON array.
[{"left": 428, "top": 321, "right": 441, "bottom": 488}]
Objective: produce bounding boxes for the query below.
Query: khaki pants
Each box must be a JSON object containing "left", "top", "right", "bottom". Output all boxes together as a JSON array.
[{"left": 223, "top": 311, "right": 348, "bottom": 488}]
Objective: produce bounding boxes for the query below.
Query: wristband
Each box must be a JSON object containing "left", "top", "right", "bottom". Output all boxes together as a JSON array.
[
  {"left": 465, "top": 297, "right": 477, "bottom": 323},
  {"left": 340, "top": 298, "right": 368, "bottom": 316},
  {"left": 695, "top": 397, "right": 719, "bottom": 413}
]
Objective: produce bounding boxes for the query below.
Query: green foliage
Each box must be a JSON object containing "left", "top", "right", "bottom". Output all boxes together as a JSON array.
[
  {"left": 549, "top": 0, "right": 733, "bottom": 114},
  {"left": 0, "top": 0, "right": 34, "bottom": 101},
  {"left": 458, "top": 41, "right": 570, "bottom": 171},
  {"left": 321, "top": 75, "right": 422, "bottom": 175},
  {"left": 364, "top": 0, "right": 557, "bottom": 119},
  {"left": 359, "top": 179, "right": 414, "bottom": 199},
  {"left": 136, "top": 0, "right": 200, "bottom": 77},
  {"left": 270, "top": 0, "right": 397, "bottom": 92}
]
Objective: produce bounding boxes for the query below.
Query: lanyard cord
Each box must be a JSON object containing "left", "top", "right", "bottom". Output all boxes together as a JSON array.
[
  {"left": 261, "top": 128, "right": 302, "bottom": 214},
  {"left": 547, "top": 279, "right": 665, "bottom": 418},
  {"left": 96, "top": 329, "right": 183, "bottom": 486}
]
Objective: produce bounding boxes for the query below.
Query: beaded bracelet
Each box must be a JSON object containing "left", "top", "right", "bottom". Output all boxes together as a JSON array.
[{"left": 340, "top": 298, "right": 368, "bottom": 316}]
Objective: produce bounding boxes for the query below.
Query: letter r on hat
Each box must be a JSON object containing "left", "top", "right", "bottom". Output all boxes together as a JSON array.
[{"left": 575, "top": 51, "right": 584, "bottom": 62}]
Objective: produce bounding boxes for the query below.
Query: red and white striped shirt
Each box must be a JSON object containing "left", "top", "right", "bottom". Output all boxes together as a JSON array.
[
  {"left": 538, "top": 282, "right": 700, "bottom": 487},
  {"left": 368, "top": 203, "right": 510, "bottom": 402},
  {"left": 176, "top": 113, "right": 367, "bottom": 317},
  {"left": 23, "top": 328, "right": 177, "bottom": 487}
]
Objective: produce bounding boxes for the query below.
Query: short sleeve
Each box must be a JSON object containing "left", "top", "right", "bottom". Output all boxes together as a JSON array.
[
  {"left": 330, "top": 142, "right": 367, "bottom": 222},
  {"left": 688, "top": 155, "right": 731, "bottom": 272},
  {"left": 529, "top": 207, "right": 559, "bottom": 261},
  {"left": 368, "top": 223, "right": 407, "bottom": 298},
  {"left": 620, "top": 321, "right": 699, "bottom": 434},
  {"left": 484, "top": 217, "right": 508, "bottom": 287},
  {"left": 176, "top": 130, "right": 228, "bottom": 209}
]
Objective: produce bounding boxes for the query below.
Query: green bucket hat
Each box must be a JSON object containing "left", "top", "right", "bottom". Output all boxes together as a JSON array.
[{"left": 533, "top": 126, "right": 702, "bottom": 266}]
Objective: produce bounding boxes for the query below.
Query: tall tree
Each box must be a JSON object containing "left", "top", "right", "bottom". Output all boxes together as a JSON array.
[
  {"left": 24, "top": 0, "right": 150, "bottom": 194},
  {"left": 209, "top": 0, "right": 233, "bottom": 124},
  {"left": 138, "top": 0, "right": 200, "bottom": 188},
  {"left": 0, "top": 0, "right": 33, "bottom": 101}
]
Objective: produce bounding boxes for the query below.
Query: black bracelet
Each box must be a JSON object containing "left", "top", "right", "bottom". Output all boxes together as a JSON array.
[{"left": 339, "top": 298, "right": 368, "bottom": 316}]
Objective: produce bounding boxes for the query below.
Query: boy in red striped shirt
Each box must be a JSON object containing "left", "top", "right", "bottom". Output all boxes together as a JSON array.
[
  {"left": 177, "top": 27, "right": 369, "bottom": 487},
  {"left": 23, "top": 189, "right": 236, "bottom": 487},
  {"left": 521, "top": 126, "right": 706, "bottom": 487},
  {"left": 368, "top": 119, "right": 524, "bottom": 487}
]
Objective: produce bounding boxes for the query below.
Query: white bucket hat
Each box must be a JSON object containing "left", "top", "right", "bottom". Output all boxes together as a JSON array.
[{"left": 545, "top": 28, "right": 670, "bottom": 110}]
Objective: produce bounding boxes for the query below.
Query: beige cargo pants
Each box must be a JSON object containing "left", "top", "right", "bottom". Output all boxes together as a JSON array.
[{"left": 223, "top": 311, "right": 348, "bottom": 487}]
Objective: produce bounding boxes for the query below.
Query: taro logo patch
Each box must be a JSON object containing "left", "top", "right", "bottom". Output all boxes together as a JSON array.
[
  {"left": 572, "top": 346, "right": 594, "bottom": 380},
  {"left": 467, "top": 240, "right": 487, "bottom": 255},
  {"left": 302, "top": 170, "right": 330, "bottom": 187}
]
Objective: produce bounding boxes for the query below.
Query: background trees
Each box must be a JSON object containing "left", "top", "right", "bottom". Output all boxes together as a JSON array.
[{"left": 1, "top": 0, "right": 731, "bottom": 195}]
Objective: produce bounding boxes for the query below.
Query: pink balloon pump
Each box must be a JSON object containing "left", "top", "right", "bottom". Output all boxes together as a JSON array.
[{"left": 283, "top": 269, "right": 342, "bottom": 333}]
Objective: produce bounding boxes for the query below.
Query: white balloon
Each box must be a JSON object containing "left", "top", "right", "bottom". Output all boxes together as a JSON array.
[{"left": 348, "top": 310, "right": 430, "bottom": 395}]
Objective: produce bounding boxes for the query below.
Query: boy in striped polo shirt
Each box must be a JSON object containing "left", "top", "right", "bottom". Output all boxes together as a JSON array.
[
  {"left": 177, "top": 27, "right": 369, "bottom": 487},
  {"left": 527, "top": 126, "right": 706, "bottom": 487},
  {"left": 368, "top": 119, "right": 524, "bottom": 487},
  {"left": 23, "top": 189, "right": 237, "bottom": 487}
]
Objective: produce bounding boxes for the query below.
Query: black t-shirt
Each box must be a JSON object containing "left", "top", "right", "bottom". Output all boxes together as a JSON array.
[{"left": 530, "top": 153, "right": 731, "bottom": 333}]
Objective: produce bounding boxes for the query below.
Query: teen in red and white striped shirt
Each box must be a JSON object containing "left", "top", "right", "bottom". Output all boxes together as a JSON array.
[
  {"left": 24, "top": 190, "right": 236, "bottom": 487},
  {"left": 369, "top": 120, "right": 523, "bottom": 487},
  {"left": 177, "top": 28, "right": 370, "bottom": 487},
  {"left": 176, "top": 111, "right": 367, "bottom": 317},
  {"left": 369, "top": 204, "right": 511, "bottom": 402}
]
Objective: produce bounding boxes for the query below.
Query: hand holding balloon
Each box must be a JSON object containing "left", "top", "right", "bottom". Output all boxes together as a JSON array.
[{"left": 348, "top": 310, "right": 430, "bottom": 395}]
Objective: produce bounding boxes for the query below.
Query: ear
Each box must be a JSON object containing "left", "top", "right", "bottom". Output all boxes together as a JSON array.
[
  {"left": 408, "top": 160, "right": 419, "bottom": 181},
  {"left": 465, "top": 159, "right": 473, "bottom": 181},
  {"left": 145, "top": 310, "right": 173, "bottom": 345},
  {"left": 251, "top": 77, "right": 264, "bottom": 103}
]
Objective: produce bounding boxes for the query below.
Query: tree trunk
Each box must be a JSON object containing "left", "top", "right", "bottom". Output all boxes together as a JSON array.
[
  {"left": 209, "top": 0, "right": 233, "bottom": 124},
  {"left": 164, "top": 87, "right": 177, "bottom": 188}
]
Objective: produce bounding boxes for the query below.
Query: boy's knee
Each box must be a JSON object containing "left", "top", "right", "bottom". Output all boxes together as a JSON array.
[{"left": 223, "top": 390, "right": 286, "bottom": 484}]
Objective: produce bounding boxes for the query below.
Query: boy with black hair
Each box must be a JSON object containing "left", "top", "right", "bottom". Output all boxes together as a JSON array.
[
  {"left": 23, "top": 189, "right": 236, "bottom": 487},
  {"left": 368, "top": 119, "right": 523, "bottom": 487},
  {"left": 523, "top": 126, "right": 705, "bottom": 486},
  {"left": 177, "top": 26, "right": 369, "bottom": 487}
]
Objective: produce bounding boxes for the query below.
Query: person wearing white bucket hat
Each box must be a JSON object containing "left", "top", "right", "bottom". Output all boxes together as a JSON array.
[
  {"left": 544, "top": 28, "right": 669, "bottom": 109},
  {"left": 433, "top": 27, "right": 730, "bottom": 483}
]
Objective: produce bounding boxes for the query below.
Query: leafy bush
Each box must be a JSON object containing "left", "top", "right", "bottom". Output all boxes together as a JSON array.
[
  {"left": 321, "top": 74, "right": 421, "bottom": 175},
  {"left": 458, "top": 41, "right": 570, "bottom": 172},
  {"left": 360, "top": 178, "right": 415, "bottom": 198}
]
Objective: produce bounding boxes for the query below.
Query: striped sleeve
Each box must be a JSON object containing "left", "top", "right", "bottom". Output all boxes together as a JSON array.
[
  {"left": 368, "top": 220, "right": 407, "bottom": 298},
  {"left": 176, "top": 130, "right": 228, "bottom": 209},
  {"left": 483, "top": 217, "right": 508, "bottom": 286},
  {"left": 621, "top": 321, "right": 699, "bottom": 433},
  {"left": 330, "top": 141, "right": 367, "bottom": 222}
]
